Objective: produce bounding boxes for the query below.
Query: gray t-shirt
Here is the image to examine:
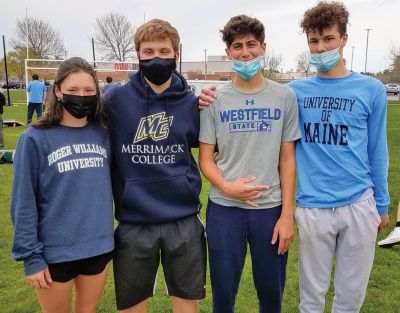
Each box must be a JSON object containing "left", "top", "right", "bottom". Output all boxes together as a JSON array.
[{"left": 199, "top": 79, "right": 301, "bottom": 209}]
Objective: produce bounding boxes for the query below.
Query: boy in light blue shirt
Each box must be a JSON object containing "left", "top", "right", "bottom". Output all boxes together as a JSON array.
[
  {"left": 288, "top": 2, "right": 389, "bottom": 313},
  {"left": 27, "top": 74, "right": 46, "bottom": 125}
]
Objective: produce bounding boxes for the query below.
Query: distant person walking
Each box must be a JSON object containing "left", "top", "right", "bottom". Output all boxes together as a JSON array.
[
  {"left": 43, "top": 79, "right": 51, "bottom": 111},
  {"left": 27, "top": 74, "right": 47, "bottom": 125}
]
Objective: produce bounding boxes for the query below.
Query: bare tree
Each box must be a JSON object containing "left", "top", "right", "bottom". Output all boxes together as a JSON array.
[
  {"left": 262, "top": 51, "right": 283, "bottom": 80},
  {"left": 11, "top": 17, "right": 66, "bottom": 59},
  {"left": 296, "top": 51, "right": 312, "bottom": 76},
  {"left": 389, "top": 45, "right": 400, "bottom": 75},
  {"left": 94, "top": 13, "right": 135, "bottom": 62}
]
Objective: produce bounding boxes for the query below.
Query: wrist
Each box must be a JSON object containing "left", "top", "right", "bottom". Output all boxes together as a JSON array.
[
  {"left": 218, "top": 180, "right": 229, "bottom": 195},
  {"left": 280, "top": 209, "right": 294, "bottom": 219}
]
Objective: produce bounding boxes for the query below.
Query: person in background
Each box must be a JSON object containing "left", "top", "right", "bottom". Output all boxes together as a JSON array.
[
  {"left": 43, "top": 78, "right": 51, "bottom": 111},
  {"left": 27, "top": 74, "right": 47, "bottom": 125},
  {"left": 379, "top": 197, "right": 400, "bottom": 247},
  {"left": 102, "top": 76, "right": 114, "bottom": 94},
  {"left": 0, "top": 87, "right": 5, "bottom": 148}
]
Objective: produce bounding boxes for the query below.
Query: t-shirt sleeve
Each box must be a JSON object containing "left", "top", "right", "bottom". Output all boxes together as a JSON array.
[
  {"left": 199, "top": 101, "right": 217, "bottom": 145},
  {"left": 282, "top": 89, "right": 301, "bottom": 142}
]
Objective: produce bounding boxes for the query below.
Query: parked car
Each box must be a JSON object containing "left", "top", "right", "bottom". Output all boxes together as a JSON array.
[
  {"left": 385, "top": 83, "right": 400, "bottom": 95},
  {"left": 1, "top": 81, "right": 26, "bottom": 89}
]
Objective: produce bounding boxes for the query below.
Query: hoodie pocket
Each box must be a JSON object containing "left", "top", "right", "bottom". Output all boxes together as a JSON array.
[{"left": 121, "top": 175, "right": 200, "bottom": 223}]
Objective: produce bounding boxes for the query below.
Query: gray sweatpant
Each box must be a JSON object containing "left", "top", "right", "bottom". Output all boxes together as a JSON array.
[{"left": 295, "top": 189, "right": 381, "bottom": 313}]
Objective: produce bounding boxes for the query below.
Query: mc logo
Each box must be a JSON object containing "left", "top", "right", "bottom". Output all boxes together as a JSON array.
[{"left": 134, "top": 112, "right": 174, "bottom": 143}]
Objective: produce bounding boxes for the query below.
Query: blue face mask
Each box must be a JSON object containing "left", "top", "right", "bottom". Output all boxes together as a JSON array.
[
  {"left": 309, "top": 38, "right": 343, "bottom": 72},
  {"left": 309, "top": 48, "right": 341, "bottom": 72},
  {"left": 232, "top": 56, "right": 262, "bottom": 80}
]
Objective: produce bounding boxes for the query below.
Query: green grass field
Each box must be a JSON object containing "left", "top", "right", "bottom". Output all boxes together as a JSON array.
[{"left": 1, "top": 90, "right": 399, "bottom": 312}]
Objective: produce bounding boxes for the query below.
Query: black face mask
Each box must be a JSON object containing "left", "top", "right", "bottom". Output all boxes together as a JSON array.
[
  {"left": 60, "top": 94, "right": 97, "bottom": 119},
  {"left": 139, "top": 57, "right": 176, "bottom": 86}
]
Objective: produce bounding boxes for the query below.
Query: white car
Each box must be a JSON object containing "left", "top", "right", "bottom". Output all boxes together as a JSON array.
[{"left": 385, "top": 83, "right": 400, "bottom": 95}]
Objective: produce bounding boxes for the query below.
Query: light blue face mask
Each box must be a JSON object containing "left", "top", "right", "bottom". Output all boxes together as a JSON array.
[
  {"left": 309, "top": 39, "right": 343, "bottom": 72},
  {"left": 232, "top": 56, "right": 262, "bottom": 80}
]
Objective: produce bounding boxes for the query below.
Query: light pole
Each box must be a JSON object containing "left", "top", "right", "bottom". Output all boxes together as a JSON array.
[
  {"left": 204, "top": 49, "right": 207, "bottom": 80},
  {"left": 351, "top": 46, "right": 355, "bottom": 71},
  {"left": 364, "top": 28, "right": 372, "bottom": 73}
]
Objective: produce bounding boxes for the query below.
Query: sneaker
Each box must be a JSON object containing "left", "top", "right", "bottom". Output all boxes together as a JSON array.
[{"left": 378, "top": 227, "right": 400, "bottom": 247}]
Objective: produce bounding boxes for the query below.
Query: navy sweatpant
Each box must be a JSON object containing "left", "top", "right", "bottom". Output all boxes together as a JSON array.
[{"left": 206, "top": 200, "right": 287, "bottom": 313}]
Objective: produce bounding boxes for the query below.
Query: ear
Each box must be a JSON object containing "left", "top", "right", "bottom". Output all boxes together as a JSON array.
[
  {"left": 175, "top": 51, "right": 180, "bottom": 62},
  {"left": 261, "top": 42, "right": 267, "bottom": 56},
  {"left": 54, "top": 85, "right": 62, "bottom": 100},
  {"left": 341, "top": 33, "right": 348, "bottom": 47},
  {"left": 225, "top": 47, "right": 232, "bottom": 60}
]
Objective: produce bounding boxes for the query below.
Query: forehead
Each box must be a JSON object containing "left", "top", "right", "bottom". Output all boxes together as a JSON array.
[
  {"left": 61, "top": 71, "right": 96, "bottom": 88},
  {"left": 139, "top": 38, "right": 174, "bottom": 50},
  {"left": 230, "top": 33, "right": 260, "bottom": 45},
  {"left": 308, "top": 24, "right": 341, "bottom": 38}
]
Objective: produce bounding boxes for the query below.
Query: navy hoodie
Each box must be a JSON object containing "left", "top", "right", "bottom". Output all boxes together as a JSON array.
[{"left": 105, "top": 71, "right": 201, "bottom": 224}]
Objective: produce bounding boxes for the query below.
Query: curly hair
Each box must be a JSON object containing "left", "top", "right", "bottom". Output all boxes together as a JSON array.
[
  {"left": 301, "top": 1, "right": 349, "bottom": 36},
  {"left": 134, "top": 19, "right": 180, "bottom": 52},
  {"left": 220, "top": 15, "right": 265, "bottom": 48}
]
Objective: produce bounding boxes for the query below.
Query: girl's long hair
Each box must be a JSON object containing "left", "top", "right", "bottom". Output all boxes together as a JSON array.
[{"left": 33, "top": 57, "right": 107, "bottom": 128}]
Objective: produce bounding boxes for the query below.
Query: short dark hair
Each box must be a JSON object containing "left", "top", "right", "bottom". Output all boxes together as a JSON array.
[
  {"left": 301, "top": 1, "right": 349, "bottom": 36},
  {"left": 32, "top": 74, "right": 39, "bottom": 80},
  {"left": 220, "top": 15, "right": 265, "bottom": 48},
  {"left": 106, "top": 76, "right": 113, "bottom": 83}
]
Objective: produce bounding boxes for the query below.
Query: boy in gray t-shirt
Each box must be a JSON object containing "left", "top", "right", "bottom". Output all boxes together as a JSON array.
[{"left": 199, "top": 15, "right": 300, "bottom": 313}]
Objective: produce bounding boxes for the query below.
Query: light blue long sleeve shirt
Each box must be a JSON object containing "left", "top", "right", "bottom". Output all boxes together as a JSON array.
[{"left": 289, "top": 72, "right": 389, "bottom": 215}]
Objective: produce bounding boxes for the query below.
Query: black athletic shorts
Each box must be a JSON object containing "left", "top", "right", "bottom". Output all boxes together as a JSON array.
[
  {"left": 48, "top": 251, "right": 114, "bottom": 283},
  {"left": 113, "top": 214, "right": 207, "bottom": 310}
]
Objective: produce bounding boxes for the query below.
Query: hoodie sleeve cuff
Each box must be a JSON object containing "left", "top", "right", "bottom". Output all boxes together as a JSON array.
[
  {"left": 377, "top": 205, "right": 388, "bottom": 216},
  {"left": 23, "top": 254, "right": 48, "bottom": 276}
]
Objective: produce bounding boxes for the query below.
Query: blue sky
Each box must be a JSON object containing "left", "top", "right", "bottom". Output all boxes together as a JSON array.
[{"left": 1, "top": 0, "right": 399, "bottom": 73}]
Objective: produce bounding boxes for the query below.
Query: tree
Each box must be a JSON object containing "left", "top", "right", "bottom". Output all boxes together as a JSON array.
[
  {"left": 94, "top": 13, "right": 135, "bottom": 62},
  {"left": 262, "top": 51, "right": 283, "bottom": 80},
  {"left": 11, "top": 17, "right": 66, "bottom": 59},
  {"left": 0, "top": 48, "right": 40, "bottom": 81},
  {"left": 296, "top": 51, "right": 312, "bottom": 76},
  {"left": 389, "top": 45, "right": 400, "bottom": 80},
  {"left": 376, "top": 45, "right": 400, "bottom": 83}
]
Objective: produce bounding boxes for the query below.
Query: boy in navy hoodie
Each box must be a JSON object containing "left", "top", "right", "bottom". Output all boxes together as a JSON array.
[{"left": 104, "top": 19, "right": 206, "bottom": 313}]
